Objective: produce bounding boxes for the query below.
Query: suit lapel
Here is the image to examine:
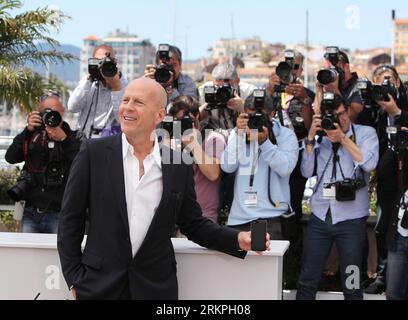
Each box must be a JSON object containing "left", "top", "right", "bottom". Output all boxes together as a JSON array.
[{"left": 107, "top": 134, "right": 130, "bottom": 235}]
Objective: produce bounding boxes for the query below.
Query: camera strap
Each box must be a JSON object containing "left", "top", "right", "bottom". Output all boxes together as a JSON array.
[
  {"left": 332, "top": 125, "right": 357, "bottom": 181},
  {"left": 314, "top": 151, "right": 334, "bottom": 193},
  {"left": 82, "top": 82, "right": 100, "bottom": 137},
  {"left": 23, "top": 131, "right": 47, "bottom": 174}
]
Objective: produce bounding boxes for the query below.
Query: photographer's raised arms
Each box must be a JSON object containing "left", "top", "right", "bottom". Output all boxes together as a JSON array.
[
  {"left": 68, "top": 45, "right": 127, "bottom": 139},
  {"left": 5, "top": 93, "right": 84, "bottom": 233}
]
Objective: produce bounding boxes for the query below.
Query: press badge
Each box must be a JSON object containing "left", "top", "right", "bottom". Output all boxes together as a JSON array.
[
  {"left": 245, "top": 191, "right": 258, "bottom": 207},
  {"left": 323, "top": 184, "right": 336, "bottom": 200}
]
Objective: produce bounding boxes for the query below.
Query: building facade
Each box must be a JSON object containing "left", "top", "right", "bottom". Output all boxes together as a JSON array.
[{"left": 80, "top": 29, "right": 156, "bottom": 82}]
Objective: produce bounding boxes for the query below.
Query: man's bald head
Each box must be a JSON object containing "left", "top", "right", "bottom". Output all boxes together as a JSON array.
[
  {"left": 37, "top": 97, "right": 65, "bottom": 116},
  {"left": 93, "top": 44, "right": 116, "bottom": 60},
  {"left": 126, "top": 77, "right": 167, "bottom": 110},
  {"left": 119, "top": 77, "right": 167, "bottom": 141}
]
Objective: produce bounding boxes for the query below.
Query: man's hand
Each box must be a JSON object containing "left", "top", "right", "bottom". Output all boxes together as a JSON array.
[
  {"left": 325, "top": 123, "right": 345, "bottom": 144},
  {"left": 257, "top": 126, "right": 269, "bottom": 145},
  {"left": 267, "top": 73, "right": 281, "bottom": 95},
  {"left": 103, "top": 73, "right": 121, "bottom": 91},
  {"left": 71, "top": 288, "right": 77, "bottom": 300},
  {"left": 236, "top": 113, "right": 249, "bottom": 136},
  {"left": 376, "top": 94, "right": 400, "bottom": 117},
  {"left": 322, "top": 75, "right": 341, "bottom": 95},
  {"left": 308, "top": 115, "right": 322, "bottom": 140},
  {"left": 27, "top": 111, "right": 43, "bottom": 132},
  {"left": 227, "top": 92, "right": 245, "bottom": 113},
  {"left": 144, "top": 64, "right": 156, "bottom": 79},
  {"left": 286, "top": 83, "right": 308, "bottom": 100},
  {"left": 238, "top": 231, "right": 271, "bottom": 255},
  {"left": 46, "top": 126, "right": 67, "bottom": 142}
]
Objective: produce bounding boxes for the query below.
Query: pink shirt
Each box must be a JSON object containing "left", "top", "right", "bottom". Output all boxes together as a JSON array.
[{"left": 194, "top": 131, "right": 226, "bottom": 223}]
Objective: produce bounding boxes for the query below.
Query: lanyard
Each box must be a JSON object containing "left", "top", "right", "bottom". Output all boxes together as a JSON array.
[{"left": 249, "top": 142, "right": 260, "bottom": 189}]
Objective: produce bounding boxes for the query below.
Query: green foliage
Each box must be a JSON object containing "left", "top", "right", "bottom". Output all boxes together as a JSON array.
[
  {"left": 260, "top": 48, "right": 272, "bottom": 65},
  {"left": 0, "top": 169, "right": 18, "bottom": 204},
  {"left": 0, "top": 210, "right": 18, "bottom": 232},
  {"left": 0, "top": 0, "right": 75, "bottom": 111}
]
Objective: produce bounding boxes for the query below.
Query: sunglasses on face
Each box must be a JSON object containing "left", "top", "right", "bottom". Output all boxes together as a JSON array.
[{"left": 39, "top": 91, "right": 61, "bottom": 102}]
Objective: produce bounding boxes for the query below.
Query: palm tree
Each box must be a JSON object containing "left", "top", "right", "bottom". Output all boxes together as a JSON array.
[{"left": 0, "top": 0, "right": 75, "bottom": 112}]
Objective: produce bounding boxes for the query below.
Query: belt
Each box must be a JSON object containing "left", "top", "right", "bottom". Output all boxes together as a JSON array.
[{"left": 27, "top": 205, "right": 59, "bottom": 214}]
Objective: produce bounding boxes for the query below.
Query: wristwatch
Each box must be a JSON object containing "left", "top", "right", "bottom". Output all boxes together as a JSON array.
[{"left": 305, "top": 137, "right": 316, "bottom": 147}]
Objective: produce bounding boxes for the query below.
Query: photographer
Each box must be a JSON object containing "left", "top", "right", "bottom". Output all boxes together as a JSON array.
[
  {"left": 68, "top": 45, "right": 127, "bottom": 139},
  {"left": 198, "top": 62, "right": 256, "bottom": 132},
  {"left": 385, "top": 129, "right": 408, "bottom": 300},
  {"left": 5, "top": 93, "right": 84, "bottom": 233},
  {"left": 267, "top": 50, "right": 315, "bottom": 224},
  {"left": 364, "top": 65, "right": 408, "bottom": 294},
  {"left": 315, "top": 47, "right": 363, "bottom": 124},
  {"left": 145, "top": 44, "right": 197, "bottom": 105},
  {"left": 297, "top": 93, "right": 379, "bottom": 300},
  {"left": 167, "top": 96, "right": 226, "bottom": 223},
  {"left": 221, "top": 90, "right": 298, "bottom": 238}
]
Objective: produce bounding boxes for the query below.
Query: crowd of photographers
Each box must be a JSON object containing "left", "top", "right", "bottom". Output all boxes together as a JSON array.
[{"left": 5, "top": 43, "right": 408, "bottom": 300}]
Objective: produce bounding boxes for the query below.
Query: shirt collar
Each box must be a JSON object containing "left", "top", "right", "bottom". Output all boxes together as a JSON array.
[{"left": 122, "top": 133, "right": 162, "bottom": 169}]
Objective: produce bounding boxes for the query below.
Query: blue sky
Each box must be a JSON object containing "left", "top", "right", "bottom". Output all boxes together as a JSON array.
[{"left": 19, "top": 0, "right": 408, "bottom": 59}]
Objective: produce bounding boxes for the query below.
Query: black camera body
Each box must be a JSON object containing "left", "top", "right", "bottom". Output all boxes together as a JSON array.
[
  {"left": 204, "top": 82, "right": 234, "bottom": 108},
  {"left": 43, "top": 160, "right": 66, "bottom": 187},
  {"left": 275, "top": 50, "right": 296, "bottom": 92},
  {"left": 387, "top": 126, "right": 408, "bottom": 153},
  {"left": 8, "top": 170, "right": 33, "bottom": 202},
  {"left": 320, "top": 93, "right": 339, "bottom": 130},
  {"left": 88, "top": 52, "right": 118, "bottom": 82},
  {"left": 372, "top": 77, "right": 398, "bottom": 102},
  {"left": 335, "top": 177, "right": 366, "bottom": 202},
  {"left": 38, "top": 108, "right": 62, "bottom": 130},
  {"left": 155, "top": 44, "right": 175, "bottom": 84},
  {"left": 160, "top": 115, "right": 193, "bottom": 139},
  {"left": 287, "top": 99, "right": 306, "bottom": 132},
  {"left": 248, "top": 89, "right": 270, "bottom": 132}
]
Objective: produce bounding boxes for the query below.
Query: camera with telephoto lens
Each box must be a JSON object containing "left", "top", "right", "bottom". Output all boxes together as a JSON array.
[
  {"left": 88, "top": 52, "right": 118, "bottom": 82},
  {"left": 317, "top": 67, "right": 339, "bottom": 85},
  {"left": 204, "top": 81, "right": 234, "bottom": 108},
  {"left": 155, "top": 44, "right": 175, "bottom": 84},
  {"left": 7, "top": 170, "right": 34, "bottom": 202},
  {"left": 320, "top": 92, "right": 339, "bottom": 130},
  {"left": 38, "top": 108, "right": 62, "bottom": 131},
  {"left": 317, "top": 46, "right": 345, "bottom": 86},
  {"left": 248, "top": 89, "right": 270, "bottom": 132},
  {"left": 275, "top": 50, "right": 296, "bottom": 93},
  {"left": 371, "top": 77, "right": 398, "bottom": 102}
]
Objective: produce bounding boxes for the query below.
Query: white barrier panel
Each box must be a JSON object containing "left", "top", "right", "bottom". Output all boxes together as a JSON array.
[{"left": 0, "top": 233, "right": 289, "bottom": 300}]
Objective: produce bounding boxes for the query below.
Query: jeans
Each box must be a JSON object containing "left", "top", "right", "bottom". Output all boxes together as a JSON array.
[
  {"left": 386, "top": 234, "right": 408, "bottom": 300},
  {"left": 22, "top": 207, "right": 59, "bottom": 234},
  {"left": 297, "top": 212, "right": 367, "bottom": 300}
]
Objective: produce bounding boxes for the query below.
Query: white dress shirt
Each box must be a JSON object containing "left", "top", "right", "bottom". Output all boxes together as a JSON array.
[{"left": 122, "top": 134, "right": 163, "bottom": 257}]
